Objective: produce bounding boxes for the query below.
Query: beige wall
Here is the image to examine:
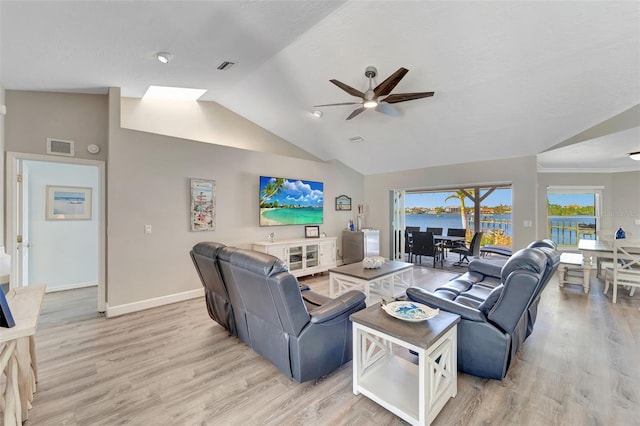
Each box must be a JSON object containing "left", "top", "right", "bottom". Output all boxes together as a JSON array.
[{"left": 364, "top": 156, "right": 539, "bottom": 256}]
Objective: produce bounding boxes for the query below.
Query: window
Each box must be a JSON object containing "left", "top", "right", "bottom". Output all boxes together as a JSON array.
[
  {"left": 547, "top": 186, "right": 602, "bottom": 247},
  {"left": 405, "top": 184, "right": 512, "bottom": 246}
]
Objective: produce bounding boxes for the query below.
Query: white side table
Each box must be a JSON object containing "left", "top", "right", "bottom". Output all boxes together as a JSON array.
[
  {"left": 350, "top": 305, "right": 459, "bottom": 425},
  {"left": 558, "top": 252, "right": 591, "bottom": 293}
]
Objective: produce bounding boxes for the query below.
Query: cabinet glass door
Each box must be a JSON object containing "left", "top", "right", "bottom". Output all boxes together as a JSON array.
[
  {"left": 305, "top": 244, "right": 319, "bottom": 268},
  {"left": 288, "top": 245, "right": 303, "bottom": 271}
]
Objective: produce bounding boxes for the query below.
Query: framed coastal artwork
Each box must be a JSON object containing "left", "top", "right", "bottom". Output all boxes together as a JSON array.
[
  {"left": 191, "top": 178, "right": 215, "bottom": 231},
  {"left": 335, "top": 195, "right": 351, "bottom": 211},
  {"left": 46, "top": 185, "right": 92, "bottom": 220},
  {"left": 259, "top": 176, "right": 323, "bottom": 226}
]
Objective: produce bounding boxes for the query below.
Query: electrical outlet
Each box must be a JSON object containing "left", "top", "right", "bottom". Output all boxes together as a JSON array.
[{"left": 144, "top": 225, "right": 152, "bottom": 234}]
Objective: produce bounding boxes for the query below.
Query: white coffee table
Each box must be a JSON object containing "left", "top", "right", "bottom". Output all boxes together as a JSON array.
[
  {"left": 350, "top": 304, "right": 460, "bottom": 425},
  {"left": 329, "top": 260, "right": 413, "bottom": 305}
]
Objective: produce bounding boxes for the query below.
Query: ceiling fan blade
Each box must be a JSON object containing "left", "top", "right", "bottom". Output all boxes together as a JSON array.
[
  {"left": 374, "top": 67, "right": 409, "bottom": 97},
  {"left": 383, "top": 91, "right": 435, "bottom": 104},
  {"left": 346, "top": 107, "right": 366, "bottom": 120},
  {"left": 313, "top": 101, "right": 363, "bottom": 107},
  {"left": 330, "top": 79, "right": 365, "bottom": 98},
  {"left": 375, "top": 102, "right": 401, "bottom": 117}
]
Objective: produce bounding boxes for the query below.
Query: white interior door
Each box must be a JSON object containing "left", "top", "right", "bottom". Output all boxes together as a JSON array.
[
  {"left": 6, "top": 152, "right": 107, "bottom": 312},
  {"left": 390, "top": 189, "right": 406, "bottom": 261},
  {"left": 16, "top": 159, "right": 30, "bottom": 285}
]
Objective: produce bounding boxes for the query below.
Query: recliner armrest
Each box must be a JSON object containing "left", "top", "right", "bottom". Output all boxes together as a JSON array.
[
  {"left": 309, "top": 290, "right": 366, "bottom": 323},
  {"left": 406, "top": 287, "right": 487, "bottom": 322}
]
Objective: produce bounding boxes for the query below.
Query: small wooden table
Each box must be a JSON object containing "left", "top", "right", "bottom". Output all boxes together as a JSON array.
[
  {"left": 350, "top": 304, "right": 460, "bottom": 425},
  {"left": 1, "top": 284, "right": 46, "bottom": 425},
  {"left": 329, "top": 261, "right": 413, "bottom": 304}
]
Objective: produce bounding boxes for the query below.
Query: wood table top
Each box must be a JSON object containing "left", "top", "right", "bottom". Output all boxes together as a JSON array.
[
  {"left": 350, "top": 302, "right": 460, "bottom": 349},
  {"left": 329, "top": 260, "right": 413, "bottom": 280}
]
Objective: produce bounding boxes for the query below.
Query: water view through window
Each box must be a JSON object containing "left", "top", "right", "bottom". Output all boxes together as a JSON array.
[
  {"left": 405, "top": 187, "right": 512, "bottom": 246},
  {"left": 547, "top": 191, "right": 599, "bottom": 246}
]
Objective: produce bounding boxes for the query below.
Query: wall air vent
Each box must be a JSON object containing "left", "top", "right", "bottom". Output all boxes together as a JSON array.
[
  {"left": 217, "top": 61, "right": 236, "bottom": 70},
  {"left": 46, "top": 138, "right": 75, "bottom": 157}
]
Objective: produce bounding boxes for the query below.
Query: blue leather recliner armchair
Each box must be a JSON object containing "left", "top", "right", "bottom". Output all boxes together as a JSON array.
[{"left": 191, "top": 242, "right": 367, "bottom": 382}]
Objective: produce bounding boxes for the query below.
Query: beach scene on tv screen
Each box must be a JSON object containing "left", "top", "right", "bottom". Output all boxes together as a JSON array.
[{"left": 260, "top": 176, "right": 323, "bottom": 226}]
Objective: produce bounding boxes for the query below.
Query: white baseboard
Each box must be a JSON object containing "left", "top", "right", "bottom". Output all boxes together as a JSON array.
[
  {"left": 105, "top": 288, "right": 204, "bottom": 318},
  {"left": 46, "top": 281, "right": 98, "bottom": 293}
]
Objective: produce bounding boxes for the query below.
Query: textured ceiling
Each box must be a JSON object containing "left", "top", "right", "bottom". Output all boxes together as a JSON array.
[{"left": 1, "top": 0, "right": 639, "bottom": 175}]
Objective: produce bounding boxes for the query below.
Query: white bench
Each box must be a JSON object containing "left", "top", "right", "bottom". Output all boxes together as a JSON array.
[{"left": 558, "top": 253, "right": 591, "bottom": 293}]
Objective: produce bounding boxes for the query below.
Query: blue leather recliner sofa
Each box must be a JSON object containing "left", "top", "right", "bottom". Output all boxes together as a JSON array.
[
  {"left": 191, "top": 242, "right": 366, "bottom": 382},
  {"left": 406, "top": 240, "right": 560, "bottom": 380}
]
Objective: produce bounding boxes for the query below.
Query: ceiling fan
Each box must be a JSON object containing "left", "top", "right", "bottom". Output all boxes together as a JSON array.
[{"left": 313, "top": 66, "right": 434, "bottom": 120}]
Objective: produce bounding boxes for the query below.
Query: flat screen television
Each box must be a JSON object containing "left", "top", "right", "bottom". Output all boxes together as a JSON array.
[{"left": 259, "top": 176, "right": 323, "bottom": 226}]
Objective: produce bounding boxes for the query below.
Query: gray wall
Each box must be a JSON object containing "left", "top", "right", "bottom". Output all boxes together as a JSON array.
[
  {"left": 364, "top": 156, "right": 539, "bottom": 256},
  {"left": 0, "top": 84, "right": 5, "bottom": 245},
  {"left": 107, "top": 88, "right": 364, "bottom": 311},
  {"left": 610, "top": 171, "right": 640, "bottom": 236},
  {"left": 5, "top": 91, "right": 108, "bottom": 162},
  {"left": 535, "top": 171, "right": 640, "bottom": 238},
  {"left": 4, "top": 87, "right": 638, "bottom": 315}
]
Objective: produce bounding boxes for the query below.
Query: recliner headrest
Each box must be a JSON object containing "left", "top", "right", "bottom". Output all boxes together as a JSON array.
[
  {"left": 501, "top": 248, "right": 548, "bottom": 281},
  {"left": 227, "top": 248, "right": 289, "bottom": 277},
  {"left": 192, "top": 241, "right": 226, "bottom": 258},
  {"left": 527, "top": 239, "right": 557, "bottom": 250}
]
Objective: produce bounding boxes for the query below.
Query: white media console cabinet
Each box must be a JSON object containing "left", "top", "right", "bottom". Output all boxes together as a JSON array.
[{"left": 253, "top": 236, "right": 337, "bottom": 277}]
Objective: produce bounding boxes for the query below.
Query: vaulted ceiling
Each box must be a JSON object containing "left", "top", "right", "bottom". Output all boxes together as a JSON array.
[{"left": 1, "top": 1, "right": 639, "bottom": 175}]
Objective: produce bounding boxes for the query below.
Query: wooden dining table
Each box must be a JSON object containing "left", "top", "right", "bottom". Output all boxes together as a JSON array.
[{"left": 578, "top": 238, "right": 640, "bottom": 277}]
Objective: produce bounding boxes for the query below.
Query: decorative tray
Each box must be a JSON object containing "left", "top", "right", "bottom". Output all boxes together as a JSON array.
[{"left": 380, "top": 301, "right": 439, "bottom": 322}]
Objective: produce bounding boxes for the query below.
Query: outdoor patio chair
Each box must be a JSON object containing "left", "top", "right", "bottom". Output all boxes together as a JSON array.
[{"left": 451, "top": 231, "right": 484, "bottom": 266}]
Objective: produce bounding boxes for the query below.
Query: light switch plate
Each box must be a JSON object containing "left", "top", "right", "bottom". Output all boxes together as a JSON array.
[
  {"left": 144, "top": 225, "right": 152, "bottom": 234},
  {"left": 635, "top": 219, "right": 640, "bottom": 225}
]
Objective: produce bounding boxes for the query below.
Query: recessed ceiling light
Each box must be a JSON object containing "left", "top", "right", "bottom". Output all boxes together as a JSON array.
[
  {"left": 312, "top": 110, "right": 323, "bottom": 118},
  {"left": 154, "top": 52, "right": 173, "bottom": 64},
  {"left": 629, "top": 151, "right": 640, "bottom": 161},
  {"left": 143, "top": 85, "right": 207, "bottom": 101}
]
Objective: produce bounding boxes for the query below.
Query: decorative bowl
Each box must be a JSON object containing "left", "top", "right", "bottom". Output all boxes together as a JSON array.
[
  {"left": 381, "top": 301, "right": 439, "bottom": 322},
  {"left": 362, "top": 256, "right": 385, "bottom": 269}
]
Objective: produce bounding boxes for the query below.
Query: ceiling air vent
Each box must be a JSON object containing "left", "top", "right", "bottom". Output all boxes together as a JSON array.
[
  {"left": 46, "top": 138, "right": 75, "bottom": 157},
  {"left": 217, "top": 61, "right": 236, "bottom": 70}
]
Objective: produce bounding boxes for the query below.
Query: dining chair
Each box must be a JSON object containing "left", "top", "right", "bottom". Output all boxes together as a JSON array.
[
  {"left": 451, "top": 231, "right": 484, "bottom": 266},
  {"left": 604, "top": 238, "right": 640, "bottom": 303},
  {"left": 404, "top": 227, "right": 420, "bottom": 262},
  {"left": 441, "top": 228, "right": 467, "bottom": 258},
  {"left": 410, "top": 231, "right": 443, "bottom": 268},
  {"left": 426, "top": 227, "right": 443, "bottom": 236}
]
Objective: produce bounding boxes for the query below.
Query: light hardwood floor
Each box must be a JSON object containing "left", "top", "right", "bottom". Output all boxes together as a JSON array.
[{"left": 16, "top": 266, "right": 640, "bottom": 426}]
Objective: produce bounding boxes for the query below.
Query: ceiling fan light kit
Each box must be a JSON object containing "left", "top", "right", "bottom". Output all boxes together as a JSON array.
[
  {"left": 314, "top": 65, "right": 434, "bottom": 120},
  {"left": 629, "top": 151, "right": 640, "bottom": 161}
]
